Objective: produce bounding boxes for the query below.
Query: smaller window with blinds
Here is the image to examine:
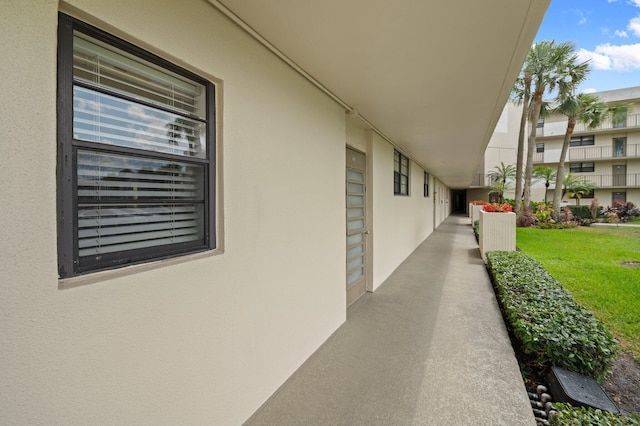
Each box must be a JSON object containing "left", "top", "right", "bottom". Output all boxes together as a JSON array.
[
  {"left": 569, "top": 162, "right": 595, "bottom": 173},
  {"left": 570, "top": 135, "right": 595, "bottom": 147},
  {"left": 394, "top": 150, "right": 409, "bottom": 195},
  {"left": 57, "top": 14, "right": 216, "bottom": 278}
]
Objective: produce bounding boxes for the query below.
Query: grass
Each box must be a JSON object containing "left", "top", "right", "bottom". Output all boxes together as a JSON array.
[{"left": 516, "top": 226, "right": 640, "bottom": 360}]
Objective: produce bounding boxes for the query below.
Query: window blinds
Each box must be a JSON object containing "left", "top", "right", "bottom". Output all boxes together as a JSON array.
[{"left": 71, "top": 31, "right": 208, "bottom": 265}]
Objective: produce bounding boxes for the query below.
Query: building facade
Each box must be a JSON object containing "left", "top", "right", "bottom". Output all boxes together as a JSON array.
[
  {"left": 533, "top": 86, "right": 640, "bottom": 207},
  {"left": 470, "top": 86, "right": 640, "bottom": 208},
  {"left": 0, "top": 1, "right": 547, "bottom": 424}
]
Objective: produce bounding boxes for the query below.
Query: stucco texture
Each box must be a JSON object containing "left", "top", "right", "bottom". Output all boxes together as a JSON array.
[{"left": 1, "top": 0, "right": 347, "bottom": 424}]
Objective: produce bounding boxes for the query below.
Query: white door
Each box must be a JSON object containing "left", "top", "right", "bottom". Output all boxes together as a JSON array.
[{"left": 346, "top": 148, "right": 367, "bottom": 306}]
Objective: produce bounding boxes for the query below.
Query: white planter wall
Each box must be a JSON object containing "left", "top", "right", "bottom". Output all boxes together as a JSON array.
[
  {"left": 479, "top": 211, "right": 516, "bottom": 261},
  {"left": 471, "top": 204, "right": 484, "bottom": 226}
]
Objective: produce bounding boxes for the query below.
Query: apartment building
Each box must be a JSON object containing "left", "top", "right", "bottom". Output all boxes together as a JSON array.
[
  {"left": 467, "top": 102, "right": 548, "bottom": 204},
  {"left": 533, "top": 86, "right": 640, "bottom": 207},
  {"left": 470, "top": 86, "right": 640, "bottom": 208}
]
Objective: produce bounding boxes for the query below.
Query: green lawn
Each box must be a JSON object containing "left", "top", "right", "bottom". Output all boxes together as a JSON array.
[{"left": 516, "top": 226, "right": 640, "bottom": 360}]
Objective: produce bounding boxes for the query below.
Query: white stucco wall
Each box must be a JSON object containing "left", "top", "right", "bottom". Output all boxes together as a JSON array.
[
  {"left": 0, "top": 0, "right": 458, "bottom": 424},
  {"left": 370, "top": 134, "right": 436, "bottom": 290},
  {"left": 1, "top": 1, "right": 347, "bottom": 424}
]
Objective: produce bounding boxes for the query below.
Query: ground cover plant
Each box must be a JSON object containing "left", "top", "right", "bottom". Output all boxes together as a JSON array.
[
  {"left": 486, "top": 251, "right": 618, "bottom": 381},
  {"left": 549, "top": 403, "right": 639, "bottom": 425},
  {"left": 516, "top": 226, "right": 640, "bottom": 359}
]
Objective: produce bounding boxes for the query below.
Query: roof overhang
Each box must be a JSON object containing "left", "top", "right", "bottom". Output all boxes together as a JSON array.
[{"left": 209, "top": 0, "right": 550, "bottom": 188}]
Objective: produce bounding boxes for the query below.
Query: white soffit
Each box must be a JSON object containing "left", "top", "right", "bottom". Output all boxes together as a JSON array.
[{"left": 211, "top": 0, "right": 549, "bottom": 188}]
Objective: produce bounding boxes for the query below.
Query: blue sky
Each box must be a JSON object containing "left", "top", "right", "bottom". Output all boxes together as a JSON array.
[{"left": 535, "top": 0, "right": 640, "bottom": 93}]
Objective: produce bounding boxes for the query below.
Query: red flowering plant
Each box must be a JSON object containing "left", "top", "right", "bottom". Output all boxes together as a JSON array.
[
  {"left": 482, "top": 203, "right": 513, "bottom": 213},
  {"left": 470, "top": 200, "right": 486, "bottom": 205}
]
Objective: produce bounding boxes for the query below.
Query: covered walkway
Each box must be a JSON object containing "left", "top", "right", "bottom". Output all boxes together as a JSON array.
[{"left": 245, "top": 215, "right": 535, "bottom": 425}]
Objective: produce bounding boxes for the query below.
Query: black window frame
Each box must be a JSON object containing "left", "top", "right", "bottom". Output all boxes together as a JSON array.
[
  {"left": 393, "top": 149, "right": 410, "bottom": 196},
  {"left": 569, "top": 162, "right": 595, "bottom": 173},
  {"left": 570, "top": 135, "right": 595, "bottom": 147},
  {"left": 57, "top": 14, "right": 216, "bottom": 278},
  {"left": 613, "top": 137, "right": 627, "bottom": 157},
  {"left": 536, "top": 143, "right": 545, "bottom": 153}
]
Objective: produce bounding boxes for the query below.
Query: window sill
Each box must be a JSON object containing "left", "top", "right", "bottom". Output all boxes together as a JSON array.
[{"left": 58, "top": 248, "right": 223, "bottom": 290}]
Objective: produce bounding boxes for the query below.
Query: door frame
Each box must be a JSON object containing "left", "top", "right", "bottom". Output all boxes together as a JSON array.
[
  {"left": 345, "top": 146, "right": 372, "bottom": 307},
  {"left": 613, "top": 164, "right": 627, "bottom": 187}
]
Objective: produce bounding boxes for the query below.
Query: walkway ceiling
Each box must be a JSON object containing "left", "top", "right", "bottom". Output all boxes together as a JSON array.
[{"left": 211, "top": 0, "right": 550, "bottom": 188}]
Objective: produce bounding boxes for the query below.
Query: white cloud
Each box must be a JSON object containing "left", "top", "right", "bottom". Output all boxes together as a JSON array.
[
  {"left": 577, "top": 10, "right": 587, "bottom": 24},
  {"left": 583, "top": 88, "right": 598, "bottom": 93},
  {"left": 615, "top": 30, "right": 629, "bottom": 38},
  {"left": 577, "top": 48, "right": 612, "bottom": 69},
  {"left": 629, "top": 0, "right": 640, "bottom": 7},
  {"left": 628, "top": 15, "right": 640, "bottom": 36},
  {"left": 577, "top": 43, "right": 640, "bottom": 71}
]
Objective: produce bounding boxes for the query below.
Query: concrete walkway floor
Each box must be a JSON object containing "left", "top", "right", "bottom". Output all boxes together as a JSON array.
[{"left": 245, "top": 215, "right": 535, "bottom": 425}]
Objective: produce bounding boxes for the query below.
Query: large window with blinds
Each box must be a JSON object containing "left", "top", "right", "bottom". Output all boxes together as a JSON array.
[{"left": 57, "top": 14, "right": 216, "bottom": 278}]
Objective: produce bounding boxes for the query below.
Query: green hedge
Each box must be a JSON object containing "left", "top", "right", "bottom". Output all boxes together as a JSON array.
[
  {"left": 486, "top": 251, "right": 618, "bottom": 382},
  {"left": 549, "top": 403, "right": 639, "bottom": 425},
  {"left": 473, "top": 220, "right": 479, "bottom": 242},
  {"left": 568, "top": 205, "right": 603, "bottom": 220}
]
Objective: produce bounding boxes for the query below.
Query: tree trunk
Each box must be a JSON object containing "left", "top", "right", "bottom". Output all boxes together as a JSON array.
[
  {"left": 524, "top": 86, "right": 544, "bottom": 209},
  {"left": 544, "top": 182, "right": 549, "bottom": 203},
  {"left": 552, "top": 116, "right": 576, "bottom": 220},
  {"left": 514, "top": 75, "right": 531, "bottom": 215}
]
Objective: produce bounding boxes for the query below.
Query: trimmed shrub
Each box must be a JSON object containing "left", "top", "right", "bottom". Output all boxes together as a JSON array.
[
  {"left": 486, "top": 251, "right": 618, "bottom": 382},
  {"left": 473, "top": 220, "right": 479, "bottom": 243},
  {"left": 570, "top": 204, "right": 603, "bottom": 226},
  {"left": 568, "top": 205, "right": 592, "bottom": 220},
  {"left": 549, "top": 403, "right": 639, "bottom": 425}
]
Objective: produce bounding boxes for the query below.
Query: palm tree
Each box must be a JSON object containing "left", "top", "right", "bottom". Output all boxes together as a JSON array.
[
  {"left": 609, "top": 103, "right": 630, "bottom": 128},
  {"left": 486, "top": 162, "right": 516, "bottom": 203},
  {"left": 510, "top": 74, "right": 531, "bottom": 215},
  {"left": 488, "top": 180, "right": 512, "bottom": 204},
  {"left": 523, "top": 41, "right": 587, "bottom": 210},
  {"left": 488, "top": 162, "right": 516, "bottom": 186},
  {"left": 563, "top": 173, "right": 596, "bottom": 206},
  {"left": 532, "top": 165, "right": 556, "bottom": 203},
  {"left": 551, "top": 93, "right": 606, "bottom": 217}
]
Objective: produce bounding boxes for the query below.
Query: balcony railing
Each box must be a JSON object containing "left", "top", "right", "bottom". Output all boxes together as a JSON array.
[
  {"left": 573, "top": 114, "right": 640, "bottom": 133},
  {"left": 569, "top": 143, "right": 640, "bottom": 161},
  {"left": 470, "top": 174, "right": 492, "bottom": 187},
  {"left": 469, "top": 173, "right": 640, "bottom": 188},
  {"left": 533, "top": 152, "right": 544, "bottom": 163},
  {"left": 535, "top": 113, "right": 640, "bottom": 137},
  {"left": 576, "top": 174, "right": 640, "bottom": 188}
]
